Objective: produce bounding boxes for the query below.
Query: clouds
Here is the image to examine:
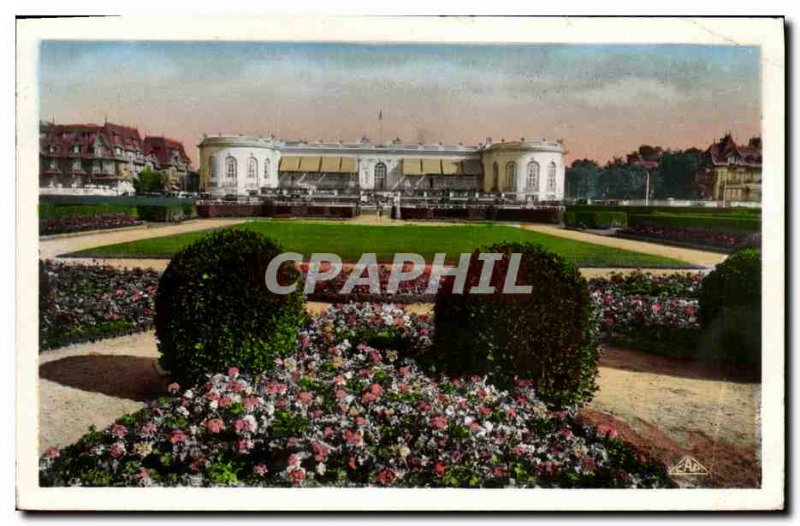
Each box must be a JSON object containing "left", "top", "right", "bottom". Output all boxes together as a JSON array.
[
  {"left": 572, "top": 76, "right": 689, "bottom": 108},
  {"left": 37, "top": 41, "right": 761, "bottom": 164}
]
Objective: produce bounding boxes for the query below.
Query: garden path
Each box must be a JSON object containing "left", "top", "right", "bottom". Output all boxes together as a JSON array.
[
  {"left": 38, "top": 330, "right": 759, "bottom": 461},
  {"left": 521, "top": 224, "right": 727, "bottom": 267},
  {"left": 39, "top": 218, "right": 248, "bottom": 260}
]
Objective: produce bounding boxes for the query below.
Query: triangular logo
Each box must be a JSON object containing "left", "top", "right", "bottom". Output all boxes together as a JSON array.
[{"left": 668, "top": 456, "right": 709, "bottom": 476}]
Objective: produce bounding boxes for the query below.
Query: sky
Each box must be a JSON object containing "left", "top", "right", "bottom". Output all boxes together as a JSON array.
[{"left": 38, "top": 41, "right": 761, "bottom": 166}]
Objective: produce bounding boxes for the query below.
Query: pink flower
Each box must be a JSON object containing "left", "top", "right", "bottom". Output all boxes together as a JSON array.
[
  {"left": 263, "top": 383, "right": 288, "bottom": 396},
  {"left": 298, "top": 391, "right": 313, "bottom": 404},
  {"left": 228, "top": 380, "right": 244, "bottom": 393},
  {"left": 348, "top": 456, "right": 358, "bottom": 470},
  {"left": 343, "top": 429, "right": 363, "bottom": 445},
  {"left": 170, "top": 430, "right": 188, "bottom": 444},
  {"left": 368, "top": 383, "right": 383, "bottom": 397},
  {"left": 596, "top": 424, "right": 618, "bottom": 440},
  {"left": 205, "top": 418, "right": 225, "bottom": 434},
  {"left": 434, "top": 461, "right": 447, "bottom": 477},
  {"left": 651, "top": 303, "right": 662, "bottom": 314},
  {"left": 243, "top": 396, "right": 262, "bottom": 411},
  {"left": 139, "top": 421, "right": 158, "bottom": 436},
  {"left": 399, "top": 366, "right": 411, "bottom": 377},
  {"left": 253, "top": 464, "right": 268, "bottom": 476},
  {"left": 287, "top": 454, "right": 302, "bottom": 467},
  {"left": 108, "top": 442, "right": 126, "bottom": 459},
  {"left": 362, "top": 392, "right": 377, "bottom": 404},
  {"left": 167, "top": 382, "right": 180, "bottom": 394},
  {"left": 335, "top": 389, "right": 348, "bottom": 399},
  {"left": 323, "top": 426, "right": 335, "bottom": 438},
  {"left": 135, "top": 467, "right": 150, "bottom": 482},
  {"left": 312, "top": 442, "right": 330, "bottom": 462},
  {"left": 206, "top": 390, "right": 221, "bottom": 402},
  {"left": 219, "top": 396, "right": 234, "bottom": 408},
  {"left": 109, "top": 424, "right": 127, "bottom": 438},
  {"left": 287, "top": 467, "right": 306, "bottom": 485},
  {"left": 493, "top": 467, "right": 507, "bottom": 478},
  {"left": 376, "top": 467, "right": 397, "bottom": 486},
  {"left": 234, "top": 415, "right": 257, "bottom": 434},
  {"left": 430, "top": 416, "right": 448, "bottom": 430},
  {"left": 237, "top": 438, "right": 253, "bottom": 453},
  {"left": 44, "top": 446, "right": 60, "bottom": 460},
  {"left": 227, "top": 366, "right": 240, "bottom": 378}
]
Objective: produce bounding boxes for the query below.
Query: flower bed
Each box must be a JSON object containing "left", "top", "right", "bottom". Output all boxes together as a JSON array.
[
  {"left": 302, "top": 264, "right": 436, "bottom": 304},
  {"left": 616, "top": 225, "right": 760, "bottom": 251},
  {"left": 588, "top": 271, "right": 702, "bottom": 357},
  {"left": 39, "top": 260, "right": 160, "bottom": 350},
  {"left": 40, "top": 302, "right": 672, "bottom": 488},
  {"left": 40, "top": 213, "right": 141, "bottom": 236}
]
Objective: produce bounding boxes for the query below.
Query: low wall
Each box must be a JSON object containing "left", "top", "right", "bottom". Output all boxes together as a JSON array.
[{"left": 398, "top": 206, "right": 562, "bottom": 223}]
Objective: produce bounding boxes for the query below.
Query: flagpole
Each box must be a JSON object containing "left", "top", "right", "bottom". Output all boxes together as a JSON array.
[{"left": 378, "top": 110, "right": 383, "bottom": 144}]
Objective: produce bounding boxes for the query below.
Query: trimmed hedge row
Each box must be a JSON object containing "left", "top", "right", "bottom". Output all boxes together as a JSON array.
[
  {"left": 399, "top": 206, "right": 561, "bottom": 223},
  {"left": 197, "top": 203, "right": 263, "bottom": 218},
  {"left": 564, "top": 211, "right": 628, "bottom": 229},
  {"left": 39, "top": 203, "right": 139, "bottom": 219},
  {"left": 196, "top": 203, "right": 360, "bottom": 219},
  {"left": 567, "top": 205, "right": 761, "bottom": 217},
  {"left": 136, "top": 203, "right": 196, "bottom": 222},
  {"left": 627, "top": 213, "right": 760, "bottom": 233}
]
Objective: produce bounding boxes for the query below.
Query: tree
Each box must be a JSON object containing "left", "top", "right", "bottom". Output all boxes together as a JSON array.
[
  {"left": 134, "top": 166, "right": 166, "bottom": 193},
  {"left": 565, "top": 159, "right": 601, "bottom": 199},
  {"left": 651, "top": 149, "right": 702, "bottom": 199}
]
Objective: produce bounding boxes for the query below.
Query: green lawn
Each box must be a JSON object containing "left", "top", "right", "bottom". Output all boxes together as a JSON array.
[{"left": 66, "top": 220, "right": 694, "bottom": 268}]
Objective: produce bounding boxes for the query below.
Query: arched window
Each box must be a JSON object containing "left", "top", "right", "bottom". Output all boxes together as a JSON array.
[
  {"left": 374, "top": 162, "right": 387, "bottom": 190},
  {"left": 225, "top": 156, "right": 237, "bottom": 179},
  {"left": 504, "top": 162, "right": 517, "bottom": 192},
  {"left": 526, "top": 160, "right": 540, "bottom": 191},
  {"left": 208, "top": 157, "right": 217, "bottom": 179},
  {"left": 264, "top": 158, "right": 270, "bottom": 179},
  {"left": 547, "top": 162, "right": 557, "bottom": 192},
  {"left": 492, "top": 162, "right": 499, "bottom": 191},
  {"left": 248, "top": 157, "right": 257, "bottom": 179}
]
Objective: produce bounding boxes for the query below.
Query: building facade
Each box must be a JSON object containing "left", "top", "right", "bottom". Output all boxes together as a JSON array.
[
  {"left": 39, "top": 121, "right": 192, "bottom": 193},
  {"left": 198, "top": 135, "right": 566, "bottom": 201},
  {"left": 143, "top": 136, "right": 192, "bottom": 191},
  {"left": 696, "top": 134, "right": 762, "bottom": 202}
]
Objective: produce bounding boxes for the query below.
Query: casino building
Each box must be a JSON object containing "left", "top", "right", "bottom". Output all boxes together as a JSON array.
[{"left": 198, "top": 135, "right": 566, "bottom": 201}]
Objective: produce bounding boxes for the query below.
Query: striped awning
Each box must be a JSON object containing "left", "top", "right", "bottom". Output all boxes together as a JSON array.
[
  {"left": 402, "top": 159, "right": 423, "bottom": 176},
  {"left": 441, "top": 159, "right": 462, "bottom": 176},
  {"left": 279, "top": 156, "right": 302, "bottom": 172},
  {"left": 320, "top": 156, "right": 341, "bottom": 172},
  {"left": 339, "top": 157, "right": 357, "bottom": 173},
  {"left": 462, "top": 159, "right": 483, "bottom": 175},
  {"left": 422, "top": 158, "right": 442, "bottom": 175},
  {"left": 299, "top": 156, "right": 321, "bottom": 172}
]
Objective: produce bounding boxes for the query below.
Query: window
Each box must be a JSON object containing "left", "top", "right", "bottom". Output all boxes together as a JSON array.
[
  {"left": 208, "top": 157, "right": 217, "bottom": 179},
  {"left": 248, "top": 157, "right": 258, "bottom": 179},
  {"left": 526, "top": 161, "right": 540, "bottom": 191},
  {"left": 492, "top": 162, "right": 499, "bottom": 191},
  {"left": 547, "top": 162, "right": 557, "bottom": 192},
  {"left": 264, "top": 159, "right": 270, "bottom": 179},
  {"left": 374, "top": 162, "right": 387, "bottom": 190},
  {"left": 225, "top": 156, "right": 237, "bottom": 179},
  {"left": 504, "top": 162, "right": 516, "bottom": 191}
]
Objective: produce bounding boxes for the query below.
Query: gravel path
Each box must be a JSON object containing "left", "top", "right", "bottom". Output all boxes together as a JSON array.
[
  {"left": 521, "top": 224, "right": 727, "bottom": 267},
  {"left": 38, "top": 329, "right": 759, "bottom": 456},
  {"left": 39, "top": 218, "right": 247, "bottom": 260}
]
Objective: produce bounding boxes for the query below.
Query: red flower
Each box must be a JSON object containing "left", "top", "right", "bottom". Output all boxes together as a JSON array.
[
  {"left": 430, "top": 416, "right": 448, "bottom": 430},
  {"left": 493, "top": 467, "right": 507, "bottom": 478},
  {"left": 287, "top": 467, "right": 306, "bottom": 485},
  {"left": 376, "top": 467, "right": 397, "bottom": 486},
  {"left": 434, "top": 461, "right": 447, "bottom": 477},
  {"left": 297, "top": 391, "right": 313, "bottom": 404},
  {"left": 205, "top": 418, "right": 224, "bottom": 434}
]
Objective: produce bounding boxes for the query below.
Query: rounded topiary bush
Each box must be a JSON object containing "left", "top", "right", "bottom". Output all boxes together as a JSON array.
[
  {"left": 155, "top": 229, "right": 305, "bottom": 384},
  {"left": 432, "top": 242, "right": 598, "bottom": 407},
  {"left": 697, "top": 246, "right": 761, "bottom": 371}
]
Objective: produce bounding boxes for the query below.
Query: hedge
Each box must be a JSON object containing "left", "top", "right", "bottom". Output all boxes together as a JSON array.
[
  {"left": 136, "top": 204, "right": 196, "bottom": 222},
  {"left": 627, "top": 213, "right": 760, "bottom": 233},
  {"left": 39, "top": 203, "right": 139, "bottom": 219},
  {"left": 564, "top": 211, "right": 627, "bottom": 229},
  {"left": 430, "top": 242, "right": 599, "bottom": 407},
  {"left": 398, "top": 207, "right": 561, "bottom": 223},
  {"left": 567, "top": 205, "right": 761, "bottom": 217},
  {"left": 154, "top": 229, "right": 306, "bottom": 385}
]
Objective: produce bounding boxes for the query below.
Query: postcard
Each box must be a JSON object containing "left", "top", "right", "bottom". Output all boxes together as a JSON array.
[{"left": 15, "top": 15, "right": 785, "bottom": 511}]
